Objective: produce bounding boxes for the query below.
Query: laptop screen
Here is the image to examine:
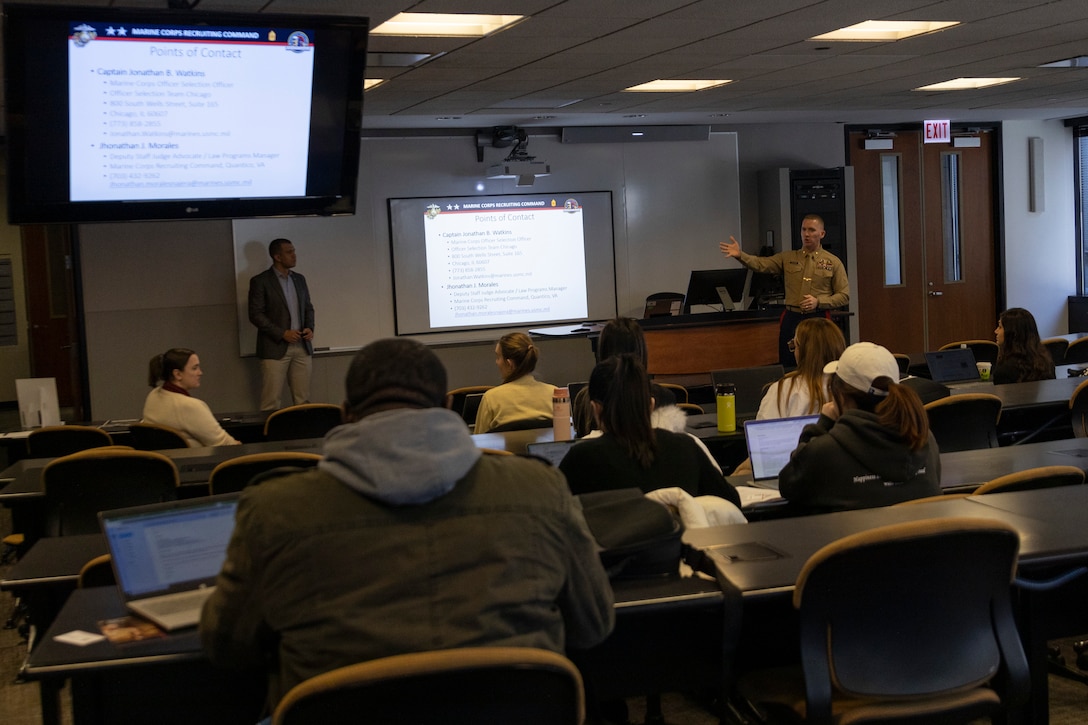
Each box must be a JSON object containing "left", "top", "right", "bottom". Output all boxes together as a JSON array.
[
  {"left": 925, "top": 349, "right": 980, "bottom": 384},
  {"left": 100, "top": 495, "right": 238, "bottom": 598},
  {"left": 744, "top": 415, "right": 819, "bottom": 480},
  {"left": 527, "top": 440, "right": 577, "bottom": 467}
]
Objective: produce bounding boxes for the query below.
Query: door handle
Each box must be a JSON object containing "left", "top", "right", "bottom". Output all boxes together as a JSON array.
[{"left": 929, "top": 291, "right": 943, "bottom": 297}]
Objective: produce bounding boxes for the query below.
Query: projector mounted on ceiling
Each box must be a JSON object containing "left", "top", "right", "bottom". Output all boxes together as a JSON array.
[{"left": 486, "top": 161, "right": 551, "bottom": 186}]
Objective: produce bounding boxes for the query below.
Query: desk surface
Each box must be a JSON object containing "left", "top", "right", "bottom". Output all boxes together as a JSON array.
[{"left": 685, "top": 485, "right": 1088, "bottom": 598}]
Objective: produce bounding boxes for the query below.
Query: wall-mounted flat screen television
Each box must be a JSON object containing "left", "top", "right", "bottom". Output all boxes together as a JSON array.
[
  {"left": 3, "top": 4, "right": 368, "bottom": 224},
  {"left": 389, "top": 192, "right": 618, "bottom": 335}
]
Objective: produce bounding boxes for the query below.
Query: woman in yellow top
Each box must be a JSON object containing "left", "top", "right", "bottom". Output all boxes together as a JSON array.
[{"left": 473, "top": 332, "right": 556, "bottom": 433}]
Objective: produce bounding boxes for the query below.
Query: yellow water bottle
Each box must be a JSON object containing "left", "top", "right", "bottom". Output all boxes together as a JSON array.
[{"left": 716, "top": 383, "right": 736, "bottom": 433}]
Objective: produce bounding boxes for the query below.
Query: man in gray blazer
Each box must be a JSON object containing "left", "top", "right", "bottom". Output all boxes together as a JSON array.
[{"left": 248, "top": 238, "right": 315, "bottom": 410}]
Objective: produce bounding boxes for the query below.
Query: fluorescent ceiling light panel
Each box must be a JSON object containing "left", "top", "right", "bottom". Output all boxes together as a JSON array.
[
  {"left": 811, "top": 20, "right": 959, "bottom": 42},
  {"left": 1039, "top": 56, "right": 1088, "bottom": 68},
  {"left": 914, "top": 77, "right": 1020, "bottom": 91},
  {"left": 364, "top": 79, "right": 386, "bottom": 90},
  {"left": 371, "top": 13, "right": 523, "bottom": 37},
  {"left": 623, "top": 79, "right": 731, "bottom": 92}
]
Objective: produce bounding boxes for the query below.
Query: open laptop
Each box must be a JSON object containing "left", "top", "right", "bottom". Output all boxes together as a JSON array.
[
  {"left": 99, "top": 494, "right": 239, "bottom": 631},
  {"left": 924, "top": 348, "right": 991, "bottom": 389},
  {"left": 527, "top": 439, "right": 578, "bottom": 467},
  {"left": 742, "top": 414, "right": 820, "bottom": 489}
]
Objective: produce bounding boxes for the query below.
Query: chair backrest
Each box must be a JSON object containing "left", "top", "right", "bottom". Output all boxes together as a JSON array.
[
  {"left": 78, "top": 554, "right": 116, "bottom": 588},
  {"left": 264, "top": 404, "right": 343, "bottom": 441},
  {"left": 793, "top": 518, "right": 1027, "bottom": 724},
  {"left": 41, "top": 449, "right": 179, "bottom": 536},
  {"left": 643, "top": 292, "right": 685, "bottom": 318},
  {"left": 973, "top": 465, "right": 1086, "bottom": 495},
  {"left": 1071, "top": 378, "right": 1088, "bottom": 438},
  {"left": 26, "top": 425, "right": 113, "bottom": 458},
  {"left": 489, "top": 417, "right": 552, "bottom": 432},
  {"left": 892, "top": 353, "right": 911, "bottom": 375},
  {"left": 711, "top": 365, "right": 785, "bottom": 418},
  {"left": 675, "top": 403, "right": 705, "bottom": 415},
  {"left": 209, "top": 452, "right": 323, "bottom": 495},
  {"left": 446, "top": 386, "right": 494, "bottom": 426},
  {"left": 1042, "top": 337, "right": 1069, "bottom": 366},
  {"left": 655, "top": 382, "right": 688, "bottom": 404},
  {"left": 937, "top": 339, "right": 999, "bottom": 364},
  {"left": 924, "top": 393, "right": 1002, "bottom": 452},
  {"left": 1065, "top": 337, "right": 1088, "bottom": 365},
  {"left": 127, "top": 422, "right": 189, "bottom": 450},
  {"left": 272, "top": 647, "right": 584, "bottom": 725}
]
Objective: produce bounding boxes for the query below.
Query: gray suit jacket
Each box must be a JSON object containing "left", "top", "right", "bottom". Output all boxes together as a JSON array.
[{"left": 248, "top": 267, "right": 315, "bottom": 359}]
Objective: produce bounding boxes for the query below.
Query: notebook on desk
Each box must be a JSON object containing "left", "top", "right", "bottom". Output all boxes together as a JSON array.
[
  {"left": 924, "top": 349, "right": 991, "bottom": 388},
  {"left": 99, "top": 494, "right": 238, "bottom": 631},
  {"left": 743, "top": 414, "right": 819, "bottom": 489},
  {"left": 526, "top": 439, "right": 577, "bottom": 467}
]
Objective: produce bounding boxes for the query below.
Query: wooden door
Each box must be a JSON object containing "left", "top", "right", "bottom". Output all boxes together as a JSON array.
[
  {"left": 849, "top": 129, "right": 997, "bottom": 354},
  {"left": 22, "top": 224, "right": 83, "bottom": 417}
]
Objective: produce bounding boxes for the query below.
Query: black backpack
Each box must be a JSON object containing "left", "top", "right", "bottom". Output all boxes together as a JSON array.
[{"left": 576, "top": 488, "right": 683, "bottom": 579}]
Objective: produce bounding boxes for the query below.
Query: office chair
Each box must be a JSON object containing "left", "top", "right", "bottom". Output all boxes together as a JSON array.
[
  {"left": 1065, "top": 337, "right": 1088, "bottom": 365},
  {"left": 26, "top": 425, "right": 112, "bottom": 459},
  {"left": 446, "top": 385, "right": 494, "bottom": 426},
  {"left": 42, "top": 449, "right": 179, "bottom": 536},
  {"left": 655, "top": 382, "right": 689, "bottom": 404},
  {"left": 1069, "top": 379, "right": 1088, "bottom": 438},
  {"left": 675, "top": 403, "right": 705, "bottom": 415},
  {"left": 1042, "top": 337, "right": 1069, "bottom": 366},
  {"left": 272, "top": 647, "right": 584, "bottom": 725},
  {"left": 208, "top": 452, "right": 323, "bottom": 495},
  {"left": 973, "top": 465, "right": 1085, "bottom": 495},
  {"left": 938, "top": 339, "right": 999, "bottom": 364},
  {"left": 264, "top": 403, "right": 343, "bottom": 441},
  {"left": 643, "top": 292, "right": 685, "bottom": 318},
  {"left": 738, "top": 518, "right": 1028, "bottom": 724},
  {"left": 923, "top": 393, "right": 1002, "bottom": 452},
  {"left": 127, "top": 422, "right": 188, "bottom": 450},
  {"left": 892, "top": 353, "right": 911, "bottom": 375},
  {"left": 489, "top": 417, "right": 553, "bottom": 432},
  {"left": 78, "top": 554, "right": 116, "bottom": 588}
]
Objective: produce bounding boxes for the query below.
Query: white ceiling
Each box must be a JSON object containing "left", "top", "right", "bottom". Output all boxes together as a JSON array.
[{"left": 7, "top": 0, "right": 1088, "bottom": 129}]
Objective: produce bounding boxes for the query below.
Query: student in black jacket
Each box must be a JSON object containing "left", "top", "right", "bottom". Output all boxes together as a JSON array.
[{"left": 778, "top": 342, "right": 941, "bottom": 513}]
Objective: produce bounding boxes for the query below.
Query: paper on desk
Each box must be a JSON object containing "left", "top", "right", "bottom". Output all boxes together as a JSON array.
[
  {"left": 736, "top": 486, "right": 783, "bottom": 507},
  {"left": 54, "top": 630, "right": 106, "bottom": 646}
]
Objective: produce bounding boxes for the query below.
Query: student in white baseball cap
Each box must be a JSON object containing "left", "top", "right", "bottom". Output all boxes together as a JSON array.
[{"left": 777, "top": 342, "right": 941, "bottom": 512}]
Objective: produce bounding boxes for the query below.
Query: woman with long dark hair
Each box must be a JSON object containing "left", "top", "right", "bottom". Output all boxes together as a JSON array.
[
  {"left": 559, "top": 354, "right": 740, "bottom": 507},
  {"left": 992, "top": 308, "right": 1055, "bottom": 384},
  {"left": 142, "top": 348, "right": 240, "bottom": 447},
  {"left": 778, "top": 342, "right": 940, "bottom": 512}
]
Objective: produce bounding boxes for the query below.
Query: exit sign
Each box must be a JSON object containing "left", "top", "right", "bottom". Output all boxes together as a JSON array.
[{"left": 924, "top": 119, "right": 951, "bottom": 143}]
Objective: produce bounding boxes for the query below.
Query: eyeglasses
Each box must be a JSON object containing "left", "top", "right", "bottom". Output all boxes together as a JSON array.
[{"left": 787, "top": 338, "right": 797, "bottom": 353}]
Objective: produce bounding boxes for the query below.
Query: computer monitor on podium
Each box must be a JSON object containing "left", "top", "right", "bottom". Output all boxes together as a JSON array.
[{"left": 682, "top": 269, "right": 749, "bottom": 314}]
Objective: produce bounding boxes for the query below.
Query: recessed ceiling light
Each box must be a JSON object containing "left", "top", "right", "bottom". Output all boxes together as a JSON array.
[
  {"left": 370, "top": 13, "right": 524, "bottom": 38},
  {"left": 364, "top": 79, "right": 386, "bottom": 90},
  {"left": 811, "top": 20, "right": 958, "bottom": 42},
  {"left": 914, "top": 77, "right": 1020, "bottom": 91},
  {"left": 623, "top": 79, "right": 731, "bottom": 92}
]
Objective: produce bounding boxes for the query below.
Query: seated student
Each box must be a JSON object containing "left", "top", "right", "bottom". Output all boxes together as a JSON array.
[
  {"left": 142, "top": 348, "right": 240, "bottom": 447},
  {"left": 572, "top": 317, "right": 676, "bottom": 438},
  {"left": 559, "top": 354, "right": 741, "bottom": 508},
  {"left": 778, "top": 342, "right": 941, "bottom": 513},
  {"left": 757, "top": 317, "right": 845, "bottom": 419},
  {"left": 992, "top": 307, "right": 1056, "bottom": 384},
  {"left": 201, "top": 338, "right": 614, "bottom": 713},
  {"left": 473, "top": 331, "right": 555, "bottom": 432}
]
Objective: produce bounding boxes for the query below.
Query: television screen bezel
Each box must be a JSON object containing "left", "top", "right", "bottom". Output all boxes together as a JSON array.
[{"left": 2, "top": 4, "right": 368, "bottom": 225}]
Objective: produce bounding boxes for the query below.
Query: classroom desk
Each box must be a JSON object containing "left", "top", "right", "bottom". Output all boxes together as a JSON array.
[
  {"left": 685, "top": 487, "right": 1088, "bottom": 724},
  {"left": 24, "top": 574, "right": 728, "bottom": 725}
]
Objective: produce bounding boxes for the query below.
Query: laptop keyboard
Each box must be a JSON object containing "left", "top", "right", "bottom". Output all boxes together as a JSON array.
[{"left": 140, "top": 587, "right": 214, "bottom": 616}]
